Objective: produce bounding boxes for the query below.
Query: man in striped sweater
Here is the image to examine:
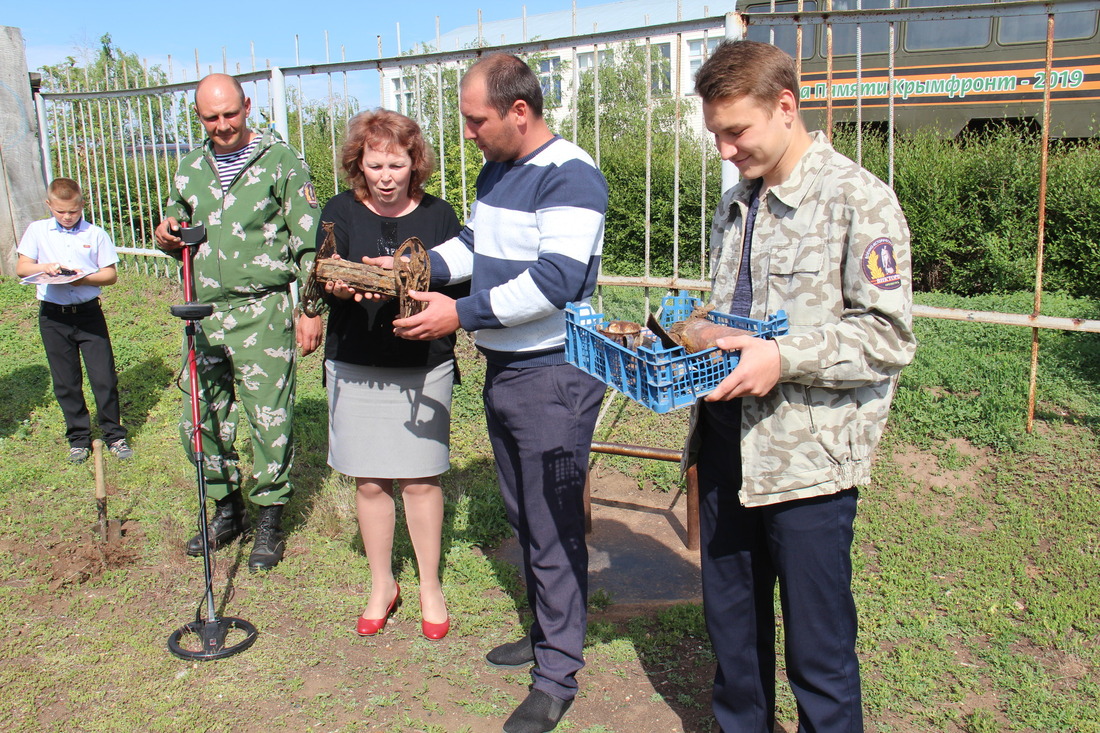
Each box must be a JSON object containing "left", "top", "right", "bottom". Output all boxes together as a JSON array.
[{"left": 390, "top": 54, "right": 608, "bottom": 733}]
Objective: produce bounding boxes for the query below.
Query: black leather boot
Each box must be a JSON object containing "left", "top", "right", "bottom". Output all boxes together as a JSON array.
[
  {"left": 185, "top": 491, "right": 247, "bottom": 557},
  {"left": 248, "top": 504, "right": 286, "bottom": 571}
]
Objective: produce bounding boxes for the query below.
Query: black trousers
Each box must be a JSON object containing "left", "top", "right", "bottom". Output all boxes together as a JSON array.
[
  {"left": 39, "top": 300, "right": 126, "bottom": 448},
  {"left": 483, "top": 361, "right": 604, "bottom": 701},
  {"left": 698, "top": 404, "right": 863, "bottom": 733}
]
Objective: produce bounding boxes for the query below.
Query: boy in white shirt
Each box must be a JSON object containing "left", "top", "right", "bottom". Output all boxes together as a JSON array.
[{"left": 16, "top": 178, "right": 132, "bottom": 464}]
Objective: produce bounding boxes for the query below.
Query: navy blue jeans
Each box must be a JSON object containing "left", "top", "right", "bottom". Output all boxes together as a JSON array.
[
  {"left": 483, "top": 361, "right": 605, "bottom": 701},
  {"left": 698, "top": 408, "right": 863, "bottom": 733}
]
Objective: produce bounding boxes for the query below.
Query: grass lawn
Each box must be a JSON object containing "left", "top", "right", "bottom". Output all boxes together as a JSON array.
[{"left": 0, "top": 272, "right": 1097, "bottom": 732}]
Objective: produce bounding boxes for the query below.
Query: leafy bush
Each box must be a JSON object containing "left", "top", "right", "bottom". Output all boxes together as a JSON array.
[
  {"left": 1045, "top": 141, "right": 1100, "bottom": 297},
  {"left": 836, "top": 127, "right": 1100, "bottom": 298}
]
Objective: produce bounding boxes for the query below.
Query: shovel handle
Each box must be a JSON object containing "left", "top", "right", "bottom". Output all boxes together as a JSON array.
[
  {"left": 92, "top": 440, "right": 108, "bottom": 541},
  {"left": 92, "top": 439, "right": 107, "bottom": 500}
]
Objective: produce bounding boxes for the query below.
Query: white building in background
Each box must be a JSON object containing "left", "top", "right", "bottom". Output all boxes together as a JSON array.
[{"left": 382, "top": 0, "right": 732, "bottom": 121}]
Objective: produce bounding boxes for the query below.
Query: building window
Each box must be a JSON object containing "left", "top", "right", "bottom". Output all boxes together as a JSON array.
[
  {"left": 391, "top": 77, "right": 415, "bottom": 116},
  {"left": 538, "top": 57, "right": 562, "bottom": 106},
  {"left": 650, "top": 42, "right": 672, "bottom": 94},
  {"left": 688, "top": 37, "right": 721, "bottom": 78},
  {"left": 577, "top": 49, "right": 614, "bottom": 72}
]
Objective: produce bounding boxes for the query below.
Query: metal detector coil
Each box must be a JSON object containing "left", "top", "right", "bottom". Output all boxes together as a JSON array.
[{"left": 168, "top": 616, "right": 258, "bottom": 661}]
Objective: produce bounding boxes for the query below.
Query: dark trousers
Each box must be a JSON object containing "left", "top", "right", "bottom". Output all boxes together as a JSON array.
[
  {"left": 39, "top": 301, "right": 126, "bottom": 448},
  {"left": 483, "top": 361, "right": 605, "bottom": 701},
  {"left": 698, "top": 410, "right": 862, "bottom": 733}
]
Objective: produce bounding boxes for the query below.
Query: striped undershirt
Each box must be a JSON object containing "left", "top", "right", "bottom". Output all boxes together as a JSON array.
[{"left": 213, "top": 137, "right": 260, "bottom": 192}]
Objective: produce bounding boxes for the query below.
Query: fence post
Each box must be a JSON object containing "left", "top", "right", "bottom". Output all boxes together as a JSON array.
[
  {"left": 270, "top": 66, "right": 289, "bottom": 143},
  {"left": 34, "top": 93, "right": 53, "bottom": 184},
  {"left": 0, "top": 26, "right": 48, "bottom": 277}
]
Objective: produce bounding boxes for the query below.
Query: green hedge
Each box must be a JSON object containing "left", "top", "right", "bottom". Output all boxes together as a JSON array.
[{"left": 835, "top": 127, "right": 1100, "bottom": 298}]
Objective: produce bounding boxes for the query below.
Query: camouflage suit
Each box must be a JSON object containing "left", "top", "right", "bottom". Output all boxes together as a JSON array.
[
  {"left": 164, "top": 128, "right": 318, "bottom": 506},
  {"left": 685, "top": 130, "right": 916, "bottom": 504}
]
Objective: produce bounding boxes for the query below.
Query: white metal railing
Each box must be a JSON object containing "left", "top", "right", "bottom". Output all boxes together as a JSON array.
[
  {"left": 32, "top": 2, "right": 1098, "bottom": 311},
  {"left": 29, "top": 1, "right": 1100, "bottom": 430}
]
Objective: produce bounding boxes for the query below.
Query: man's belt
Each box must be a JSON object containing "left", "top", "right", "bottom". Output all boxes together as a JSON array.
[{"left": 41, "top": 297, "right": 101, "bottom": 315}]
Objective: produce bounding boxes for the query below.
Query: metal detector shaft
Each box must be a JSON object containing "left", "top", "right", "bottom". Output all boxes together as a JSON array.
[{"left": 179, "top": 242, "right": 219, "bottom": 625}]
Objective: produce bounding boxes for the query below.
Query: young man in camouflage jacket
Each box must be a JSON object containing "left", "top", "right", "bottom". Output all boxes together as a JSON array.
[
  {"left": 687, "top": 41, "right": 917, "bottom": 732},
  {"left": 155, "top": 73, "right": 322, "bottom": 571}
]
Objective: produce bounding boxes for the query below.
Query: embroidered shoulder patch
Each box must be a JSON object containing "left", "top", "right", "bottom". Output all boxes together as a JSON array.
[
  {"left": 303, "top": 182, "right": 319, "bottom": 208},
  {"left": 861, "top": 237, "right": 901, "bottom": 290}
]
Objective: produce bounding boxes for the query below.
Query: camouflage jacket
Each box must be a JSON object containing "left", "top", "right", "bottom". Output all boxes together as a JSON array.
[
  {"left": 684, "top": 131, "right": 917, "bottom": 507},
  {"left": 163, "top": 128, "right": 318, "bottom": 308}
]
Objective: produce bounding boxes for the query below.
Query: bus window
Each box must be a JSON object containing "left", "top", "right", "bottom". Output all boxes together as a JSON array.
[
  {"left": 745, "top": 1, "right": 819, "bottom": 59},
  {"left": 999, "top": 8, "right": 1098, "bottom": 44},
  {"left": 830, "top": 0, "right": 894, "bottom": 55},
  {"left": 905, "top": 0, "right": 993, "bottom": 52}
]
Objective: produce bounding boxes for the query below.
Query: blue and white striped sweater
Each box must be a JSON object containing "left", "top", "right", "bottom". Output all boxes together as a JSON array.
[{"left": 430, "top": 136, "right": 608, "bottom": 366}]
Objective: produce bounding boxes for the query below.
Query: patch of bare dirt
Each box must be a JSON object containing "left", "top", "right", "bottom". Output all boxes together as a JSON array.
[
  {"left": 1010, "top": 636, "right": 1096, "bottom": 693},
  {"left": 891, "top": 438, "right": 995, "bottom": 532},
  {"left": 893, "top": 437, "right": 991, "bottom": 493},
  {"left": 13, "top": 521, "right": 143, "bottom": 590}
]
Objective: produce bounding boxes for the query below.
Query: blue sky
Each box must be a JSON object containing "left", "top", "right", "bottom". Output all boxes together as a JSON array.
[{"left": 6, "top": 0, "right": 609, "bottom": 78}]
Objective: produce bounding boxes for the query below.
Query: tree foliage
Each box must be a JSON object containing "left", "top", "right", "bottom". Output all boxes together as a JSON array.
[
  {"left": 557, "top": 43, "right": 723, "bottom": 279},
  {"left": 38, "top": 35, "right": 181, "bottom": 246},
  {"left": 39, "top": 33, "right": 169, "bottom": 93}
]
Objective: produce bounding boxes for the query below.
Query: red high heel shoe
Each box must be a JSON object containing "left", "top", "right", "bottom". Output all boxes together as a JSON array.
[
  {"left": 421, "top": 616, "right": 450, "bottom": 641},
  {"left": 356, "top": 584, "right": 400, "bottom": 636},
  {"left": 420, "top": 590, "right": 449, "bottom": 640}
]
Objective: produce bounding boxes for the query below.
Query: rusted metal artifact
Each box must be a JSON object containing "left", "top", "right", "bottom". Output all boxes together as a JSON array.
[
  {"left": 666, "top": 304, "right": 754, "bottom": 353},
  {"left": 300, "top": 221, "right": 431, "bottom": 319}
]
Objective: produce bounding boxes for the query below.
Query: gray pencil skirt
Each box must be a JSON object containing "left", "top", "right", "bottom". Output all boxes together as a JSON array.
[{"left": 325, "top": 358, "right": 453, "bottom": 479}]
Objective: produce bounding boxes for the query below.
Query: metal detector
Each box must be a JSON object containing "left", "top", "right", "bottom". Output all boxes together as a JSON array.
[{"left": 166, "top": 222, "right": 258, "bottom": 661}]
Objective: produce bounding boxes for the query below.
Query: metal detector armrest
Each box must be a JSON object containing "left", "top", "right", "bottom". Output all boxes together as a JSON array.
[
  {"left": 169, "top": 221, "right": 207, "bottom": 245},
  {"left": 170, "top": 303, "right": 215, "bottom": 320}
]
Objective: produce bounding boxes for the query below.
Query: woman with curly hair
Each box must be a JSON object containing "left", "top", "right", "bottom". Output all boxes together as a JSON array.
[{"left": 319, "top": 109, "right": 465, "bottom": 640}]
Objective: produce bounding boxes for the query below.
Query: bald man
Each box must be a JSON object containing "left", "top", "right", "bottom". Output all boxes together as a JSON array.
[{"left": 155, "top": 73, "right": 322, "bottom": 571}]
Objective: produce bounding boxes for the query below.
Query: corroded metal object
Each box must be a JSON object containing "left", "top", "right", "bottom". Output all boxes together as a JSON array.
[
  {"left": 301, "top": 221, "right": 431, "bottom": 318},
  {"left": 666, "top": 304, "right": 753, "bottom": 353}
]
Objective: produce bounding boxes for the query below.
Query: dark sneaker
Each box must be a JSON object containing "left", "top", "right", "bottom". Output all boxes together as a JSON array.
[
  {"left": 108, "top": 439, "right": 133, "bottom": 460},
  {"left": 486, "top": 633, "right": 535, "bottom": 668},
  {"left": 68, "top": 446, "right": 91, "bottom": 464},
  {"left": 503, "top": 688, "right": 573, "bottom": 733}
]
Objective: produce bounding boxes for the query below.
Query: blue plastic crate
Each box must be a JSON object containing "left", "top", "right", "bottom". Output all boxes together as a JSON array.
[{"left": 565, "top": 291, "right": 788, "bottom": 413}]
